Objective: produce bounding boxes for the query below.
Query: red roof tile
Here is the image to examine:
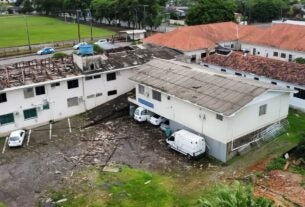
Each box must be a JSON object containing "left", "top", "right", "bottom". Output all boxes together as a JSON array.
[{"left": 202, "top": 52, "right": 305, "bottom": 86}]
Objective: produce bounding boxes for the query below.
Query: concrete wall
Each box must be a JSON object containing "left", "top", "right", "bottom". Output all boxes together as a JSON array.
[
  {"left": 201, "top": 63, "right": 305, "bottom": 111},
  {"left": 240, "top": 43, "right": 305, "bottom": 62},
  {"left": 0, "top": 68, "right": 135, "bottom": 136}
]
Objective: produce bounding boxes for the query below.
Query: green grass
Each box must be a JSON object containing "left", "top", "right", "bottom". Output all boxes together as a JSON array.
[
  {"left": 47, "top": 166, "right": 191, "bottom": 207},
  {"left": 0, "top": 202, "right": 6, "bottom": 207},
  {"left": 0, "top": 15, "right": 115, "bottom": 48}
]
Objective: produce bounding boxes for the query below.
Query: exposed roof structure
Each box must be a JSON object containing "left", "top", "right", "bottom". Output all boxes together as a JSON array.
[
  {"left": 202, "top": 52, "right": 305, "bottom": 86},
  {"left": 130, "top": 59, "right": 289, "bottom": 116},
  {"left": 144, "top": 22, "right": 263, "bottom": 52}
]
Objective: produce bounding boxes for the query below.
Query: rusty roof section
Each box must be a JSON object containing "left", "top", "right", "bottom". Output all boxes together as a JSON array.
[
  {"left": 202, "top": 52, "right": 305, "bottom": 87},
  {"left": 130, "top": 59, "right": 288, "bottom": 116}
]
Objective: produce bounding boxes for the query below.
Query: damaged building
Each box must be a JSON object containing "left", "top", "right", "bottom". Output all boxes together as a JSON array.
[
  {"left": 129, "top": 59, "right": 293, "bottom": 162},
  {"left": 0, "top": 45, "right": 180, "bottom": 136}
]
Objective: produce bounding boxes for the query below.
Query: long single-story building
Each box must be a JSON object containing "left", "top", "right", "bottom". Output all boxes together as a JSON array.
[
  {"left": 202, "top": 51, "right": 305, "bottom": 111},
  {"left": 129, "top": 59, "right": 293, "bottom": 162}
]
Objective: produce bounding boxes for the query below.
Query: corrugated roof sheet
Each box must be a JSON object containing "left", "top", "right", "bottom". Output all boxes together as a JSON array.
[{"left": 130, "top": 59, "right": 288, "bottom": 116}]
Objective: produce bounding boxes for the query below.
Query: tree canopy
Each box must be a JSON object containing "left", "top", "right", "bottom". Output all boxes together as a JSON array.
[{"left": 185, "top": 0, "right": 237, "bottom": 25}]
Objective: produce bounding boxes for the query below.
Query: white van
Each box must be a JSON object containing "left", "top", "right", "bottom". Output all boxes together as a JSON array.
[
  {"left": 134, "top": 107, "right": 149, "bottom": 122},
  {"left": 166, "top": 129, "right": 206, "bottom": 159}
]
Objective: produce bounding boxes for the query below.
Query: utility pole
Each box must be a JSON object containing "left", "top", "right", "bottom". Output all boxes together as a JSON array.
[
  {"left": 89, "top": 10, "right": 93, "bottom": 41},
  {"left": 24, "top": 15, "right": 31, "bottom": 52},
  {"left": 76, "top": 10, "right": 81, "bottom": 43}
]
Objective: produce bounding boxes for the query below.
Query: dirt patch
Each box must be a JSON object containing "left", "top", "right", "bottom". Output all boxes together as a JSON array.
[
  {"left": 248, "top": 157, "right": 273, "bottom": 172},
  {"left": 255, "top": 170, "right": 305, "bottom": 206}
]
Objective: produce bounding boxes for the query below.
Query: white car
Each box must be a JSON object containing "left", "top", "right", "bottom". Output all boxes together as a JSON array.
[
  {"left": 134, "top": 107, "right": 150, "bottom": 122},
  {"left": 149, "top": 114, "right": 167, "bottom": 126},
  {"left": 94, "top": 39, "right": 107, "bottom": 44},
  {"left": 8, "top": 129, "right": 26, "bottom": 147},
  {"left": 73, "top": 42, "right": 88, "bottom": 50}
]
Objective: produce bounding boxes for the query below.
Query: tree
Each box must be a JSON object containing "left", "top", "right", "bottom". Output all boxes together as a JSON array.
[
  {"left": 251, "top": 0, "right": 282, "bottom": 22},
  {"left": 20, "top": 0, "right": 34, "bottom": 14},
  {"left": 185, "top": 0, "right": 237, "bottom": 25}
]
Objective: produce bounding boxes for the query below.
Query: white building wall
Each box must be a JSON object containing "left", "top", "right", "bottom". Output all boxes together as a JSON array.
[
  {"left": 241, "top": 43, "right": 305, "bottom": 62},
  {"left": 201, "top": 63, "right": 305, "bottom": 111},
  {"left": 0, "top": 68, "right": 135, "bottom": 136}
]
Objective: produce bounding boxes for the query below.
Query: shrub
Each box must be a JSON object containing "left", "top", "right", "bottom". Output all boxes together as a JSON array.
[
  {"left": 52, "top": 52, "right": 68, "bottom": 59},
  {"left": 293, "top": 134, "right": 305, "bottom": 159},
  {"left": 294, "top": 57, "right": 305, "bottom": 64},
  {"left": 93, "top": 44, "right": 104, "bottom": 54},
  {"left": 198, "top": 181, "right": 274, "bottom": 207},
  {"left": 266, "top": 157, "right": 286, "bottom": 171}
]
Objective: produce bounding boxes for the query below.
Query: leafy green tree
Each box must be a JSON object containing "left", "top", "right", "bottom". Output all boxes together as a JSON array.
[
  {"left": 295, "top": 57, "right": 305, "bottom": 64},
  {"left": 20, "top": 0, "right": 34, "bottom": 14},
  {"left": 186, "top": 0, "right": 237, "bottom": 25},
  {"left": 198, "top": 181, "right": 274, "bottom": 207},
  {"left": 251, "top": 0, "right": 282, "bottom": 22},
  {"left": 33, "top": 0, "right": 64, "bottom": 15}
]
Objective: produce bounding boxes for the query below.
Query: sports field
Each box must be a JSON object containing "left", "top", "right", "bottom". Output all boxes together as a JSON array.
[{"left": 0, "top": 15, "right": 115, "bottom": 48}]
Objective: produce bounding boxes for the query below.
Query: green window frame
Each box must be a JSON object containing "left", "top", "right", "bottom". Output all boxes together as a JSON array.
[
  {"left": 23, "top": 108, "right": 38, "bottom": 120},
  {"left": 0, "top": 113, "right": 14, "bottom": 125}
]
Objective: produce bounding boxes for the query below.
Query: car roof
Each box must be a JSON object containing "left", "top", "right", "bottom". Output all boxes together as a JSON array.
[{"left": 10, "top": 130, "right": 25, "bottom": 137}]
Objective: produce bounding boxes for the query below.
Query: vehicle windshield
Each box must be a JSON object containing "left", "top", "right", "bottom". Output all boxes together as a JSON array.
[
  {"left": 134, "top": 109, "right": 140, "bottom": 115},
  {"left": 153, "top": 114, "right": 160, "bottom": 118},
  {"left": 9, "top": 136, "right": 19, "bottom": 141}
]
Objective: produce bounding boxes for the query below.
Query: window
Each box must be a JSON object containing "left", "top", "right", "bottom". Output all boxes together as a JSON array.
[
  {"left": 257, "top": 51, "right": 260, "bottom": 55},
  {"left": 231, "top": 44, "right": 234, "bottom": 49},
  {"left": 96, "top": 93, "right": 103, "bottom": 97},
  {"left": 85, "top": 76, "right": 93, "bottom": 81},
  {"left": 24, "top": 88, "right": 34, "bottom": 99},
  {"left": 139, "top": 85, "right": 145, "bottom": 94},
  {"left": 51, "top": 82, "right": 60, "bottom": 87},
  {"left": 273, "top": 52, "right": 278, "bottom": 57},
  {"left": 106, "top": 72, "right": 116, "bottom": 81},
  {"left": 271, "top": 81, "right": 277, "bottom": 85},
  {"left": 108, "top": 90, "right": 117, "bottom": 96},
  {"left": 235, "top": 72, "right": 242, "bottom": 76},
  {"left": 216, "top": 114, "right": 223, "bottom": 121},
  {"left": 67, "top": 97, "right": 79, "bottom": 107},
  {"left": 259, "top": 104, "right": 267, "bottom": 116},
  {"left": 0, "top": 93, "right": 7, "bottom": 103},
  {"left": 0, "top": 113, "right": 14, "bottom": 125},
  {"left": 254, "top": 77, "right": 259, "bottom": 81},
  {"left": 168, "top": 136, "right": 175, "bottom": 141},
  {"left": 23, "top": 108, "right": 37, "bottom": 120},
  {"left": 281, "top": 53, "right": 286, "bottom": 58},
  {"left": 152, "top": 90, "right": 161, "bottom": 102},
  {"left": 94, "top": 75, "right": 101, "bottom": 79},
  {"left": 87, "top": 94, "right": 95, "bottom": 99},
  {"left": 289, "top": 54, "right": 293, "bottom": 62},
  {"left": 287, "top": 86, "right": 291, "bottom": 89},
  {"left": 253, "top": 48, "right": 256, "bottom": 55},
  {"left": 67, "top": 79, "right": 79, "bottom": 89},
  {"left": 35, "top": 86, "right": 45, "bottom": 96},
  {"left": 203, "top": 64, "right": 209, "bottom": 67},
  {"left": 221, "top": 69, "right": 226, "bottom": 72},
  {"left": 43, "top": 103, "right": 50, "bottom": 110},
  {"left": 294, "top": 87, "right": 305, "bottom": 100}
]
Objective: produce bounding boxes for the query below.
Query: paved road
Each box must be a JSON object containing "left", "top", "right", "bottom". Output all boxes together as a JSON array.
[{"left": 0, "top": 49, "right": 74, "bottom": 66}]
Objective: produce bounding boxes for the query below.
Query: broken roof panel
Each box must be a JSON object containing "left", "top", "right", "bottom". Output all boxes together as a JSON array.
[{"left": 130, "top": 59, "right": 290, "bottom": 116}]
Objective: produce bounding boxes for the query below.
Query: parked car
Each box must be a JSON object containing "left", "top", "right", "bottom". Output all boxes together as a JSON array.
[
  {"left": 149, "top": 114, "right": 167, "bottom": 126},
  {"left": 94, "top": 39, "right": 107, "bottom": 44},
  {"left": 73, "top": 42, "right": 88, "bottom": 50},
  {"left": 160, "top": 120, "right": 170, "bottom": 132},
  {"left": 134, "top": 107, "right": 150, "bottom": 122},
  {"left": 8, "top": 129, "right": 26, "bottom": 147},
  {"left": 166, "top": 129, "right": 206, "bottom": 159},
  {"left": 36, "top": 47, "right": 55, "bottom": 55}
]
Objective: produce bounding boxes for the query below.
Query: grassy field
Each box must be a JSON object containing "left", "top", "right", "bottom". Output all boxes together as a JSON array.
[{"left": 0, "top": 15, "right": 115, "bottom": 48}]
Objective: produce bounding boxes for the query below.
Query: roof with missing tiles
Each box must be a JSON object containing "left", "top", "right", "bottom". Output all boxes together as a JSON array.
[
  {"left": 130, "top": 59, "right": 290, "bottom": 116},
  {"left": 202, "top": 52, "right": 305, "bottom": 87}
]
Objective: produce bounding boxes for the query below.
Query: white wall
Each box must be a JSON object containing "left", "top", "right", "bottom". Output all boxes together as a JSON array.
[
  {"left": 0, "top": 68, "right": 135, "bottom": 136},
  {"left": 241, "top": 43, "right": 305, "bottom": 62},
  {"left": 201, "top": 63, "right": 305, "bottom": 111},
  {"left": 134, "top": 83, "right": 290, "bottom": 144}
]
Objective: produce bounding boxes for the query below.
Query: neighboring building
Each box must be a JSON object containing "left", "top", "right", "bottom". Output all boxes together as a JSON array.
[
  {"left": 202, "top": 51, "right": 305, "bottom": 111},
  {"left": 128, "top": 59, "right": 292, "bottom": 162},
  {"left": 144, "top": 22, "right": 305, "bottom": 62},
  {"left": 0, "top": 46, "right": 180, "bottom": 136},
  {"left": 119, "top": 30, "right": 146, "bottom": 41},
  {"left": 272, "top": 19, "right": 305, "bottom": 26}
]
